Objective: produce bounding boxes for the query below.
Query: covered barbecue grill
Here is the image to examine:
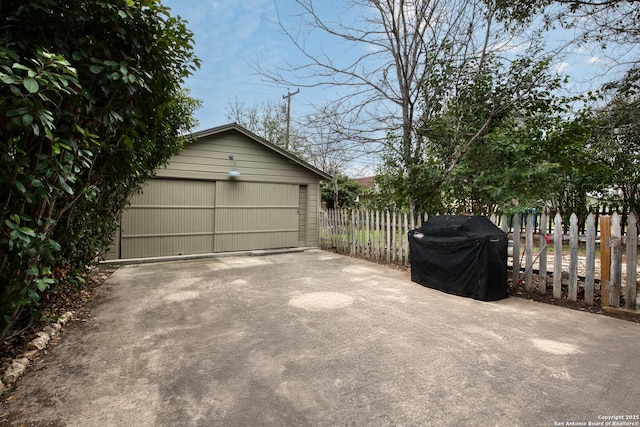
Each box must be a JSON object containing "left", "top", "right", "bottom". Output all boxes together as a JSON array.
[{"left": 408, "top": 215, "right": 508, "bottom": 301}]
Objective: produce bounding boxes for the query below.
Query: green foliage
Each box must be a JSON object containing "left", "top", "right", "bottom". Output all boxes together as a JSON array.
[
  {"left": 321, "top": 175, "right": 362, "bottom": 209},
  {"left": 0, "top": 0, "right": 200, "bottom": 339},
  {"left": 588, "top": 88, "right": 640, "bottom": 215},
  {"left": 385, "top": 46, "right": 566, "bottom": 212}
]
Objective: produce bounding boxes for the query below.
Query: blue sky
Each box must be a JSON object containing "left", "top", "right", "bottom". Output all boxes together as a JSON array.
[
  {"left": 162, "top": 1, "right": 632, "bottom": 179},
  {"left": 164, "top": 1, "right": 622, "bottom": 130},
  {"left": 163, "top": 0, "right": 347, "bottom": 131}
]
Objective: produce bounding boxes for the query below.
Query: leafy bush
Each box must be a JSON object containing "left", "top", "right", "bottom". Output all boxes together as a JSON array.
[{"left": 0, "top": 0, "right": 200, "bottom": 339}]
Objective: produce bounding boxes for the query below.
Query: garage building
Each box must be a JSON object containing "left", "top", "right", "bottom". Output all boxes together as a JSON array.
[{"left": 106, "top": 123, "right": 331, "bottom": 260}]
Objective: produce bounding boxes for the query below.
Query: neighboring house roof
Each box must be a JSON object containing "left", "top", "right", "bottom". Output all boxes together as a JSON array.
[
  {"left": 190, "top": 123, "right": 333, "bottom": 181},
  {"left": 354, "top": 176, "right": 376, "bottom": 187}
]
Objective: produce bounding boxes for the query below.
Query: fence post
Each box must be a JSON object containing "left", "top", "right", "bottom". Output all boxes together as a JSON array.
[
  {"left": 600, "top": 216, "right": 611, "bottom": 307},
  {"left": 568, "top": 213, "right": 579, "bottom": 302},
  {"left": 610, "top": 213, "right": 622, "bottom": 307},
  {"left": 626, "top": 212, "right": 637, "bottom": 310},
  {"left": 539, "top": 212, "right": 548, "bottom": 295},
  {"left": 553, "top": 212, "right": 563, "bottom": 299},
  {"left": 584, "top": 213, "right": 596, "bottom": 305}
]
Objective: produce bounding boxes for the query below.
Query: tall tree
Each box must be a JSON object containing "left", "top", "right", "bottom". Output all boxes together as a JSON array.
[
  {"left": 0, "top": 0, "right": 200, "bottom": 338},
  {"left": 495, "top": 0, "right": 640, "bottom": 97},
  {"left": 225, "top": 97, "right": 361, "bottom": 179},
  {"left": 260, "top": 0, "right": 501, "bottom": 167},
  {"left": 225, "top": 97, "right": 304, "bottom": 151},
  {"left": 320, "top": 175, "right": 362, "bottom": 209},
  {"left": 494, "top": 0, "right": 640, "bottom": 217},
  {"left": 262, "top": 0, "right": 561, "bottom": 210},
  {"left": 589, "top": 92, "right": 640, "bottom": 215}
]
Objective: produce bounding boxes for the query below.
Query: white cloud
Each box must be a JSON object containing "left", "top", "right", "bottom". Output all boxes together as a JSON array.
[
  {"left": 587, "top": 56, "right": 600, "bottom": 64},
  {"left": 555, "top": 61, "right": 570, "bottom": 73},
  {"left": 572, "top": 44, "right": 588, "bottom": 54}
]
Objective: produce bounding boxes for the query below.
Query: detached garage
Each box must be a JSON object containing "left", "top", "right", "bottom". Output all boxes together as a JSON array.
[{"left": 106, "top": 123, "right": 331, "bottom": 260}]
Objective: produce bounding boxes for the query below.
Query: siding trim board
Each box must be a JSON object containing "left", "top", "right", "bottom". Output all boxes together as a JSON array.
[
  {"left": 122, "top": 232, "right": 216, "bottom": 239},
  {"left": 125, "top": 205, "right": 214, "bottom": 210},
  {"left": 215, "top": 228, "right": 299, "bottom": 235},
  {"left": 215, "top": 205, "right": 299, "bottom": 209}
]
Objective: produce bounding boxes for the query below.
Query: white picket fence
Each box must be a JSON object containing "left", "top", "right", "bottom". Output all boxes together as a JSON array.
[{"left": 319, "top": 209, "right": 639, "bottom": 310}]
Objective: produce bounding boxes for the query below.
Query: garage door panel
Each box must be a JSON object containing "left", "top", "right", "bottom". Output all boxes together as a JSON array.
[
  {"left": 132, "top": 180, "right": 215, "bottom": 206},
  {"left": 122, "top": 208, "right": 215, "bottom": 236},
  {"left": 216, "top": 182, "right": 298, "bottom": 206},
  {"left": 215, "top": 231, "right": 298, "bottom": 252},
  {"left": 119, "top": 179, "right": 215, "bottom": 259},
  {"left": 214, "top": 182, "right": 299, "bottom": 252},
  {"left": 214, "top": 208, "right": 298, "bottom": 233}
]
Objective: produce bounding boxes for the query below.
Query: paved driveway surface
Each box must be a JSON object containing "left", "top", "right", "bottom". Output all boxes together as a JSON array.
[{"left": 2, "top": 250, "right": 639, "bottom": 426}]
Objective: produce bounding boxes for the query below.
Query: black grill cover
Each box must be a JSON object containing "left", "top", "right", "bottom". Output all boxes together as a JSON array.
[{"left": 408, "top": 215, "right": 508, "bottom": 301}]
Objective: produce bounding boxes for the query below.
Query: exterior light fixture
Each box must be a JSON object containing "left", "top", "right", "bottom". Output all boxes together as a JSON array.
[{"left": 228, "top": 154, "right": 241, "bottom": 178}]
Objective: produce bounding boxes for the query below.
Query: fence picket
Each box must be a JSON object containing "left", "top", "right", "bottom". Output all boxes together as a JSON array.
[
  {"left": 320, "top": 208, "right": 638, "bottom": 311},
  {"left": 610, "top": 213, "right": 622, "bottom": 307},
  {"left": 375, "top": 209, "right": 380, "bottom": 260},
  {"left": 512, "top": 214, "right": 521, "bottom": 286},
  {"left": 569, "top": 213, "right": 579, "bottom": 302},
  {"left": 584, "top": 213, "right": 596, "bottom": 305},
  {"left": 375, "top": 209, "right": 379, "bottom": 259},
  {"left": 386, "top": 210, "right": 391, "bottom": 263},
  {"left": 351, "top": 210, "right": 356, "bottom": 256},
  {"left": 500, "top": 214, "right": 508, "bottom": 234},
  {"left": 333, "top": 209, "right": 338, "bottom": 251},
  {"left": 410, "top": 209, "right": 416, "bottom": 234},
  {"left": 360, "top": 209, "right": 365, "bottom": 257},
  {"left": 335, "top": 209, "right": 340, "bottom": 251},
  {"left": 626, "top": 212, "right": 637, "bottom": 310},
  {"left": 525, "top": 213, "right": 534, "bottom": 291},
  {"left": 366, "top": 210, "right": 371, "bottom": 258},
  {"left": 539, "top": 212, "right": 548, "bottom": 295},
  {"left": 370, "top": 209, "right": 375, "bottom": 259},
  {"left": 354, "top": 210, "right": 360, "bottom": 256},
  {"left": 553, "top": 213, "right": 563, "bottom": 299},
  {"left": 403, "top": 211, "right": 409, "bottom": 265}
]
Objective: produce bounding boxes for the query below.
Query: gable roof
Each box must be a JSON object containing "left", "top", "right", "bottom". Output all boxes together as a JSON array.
[
  {"left": 354, "top": 176, "right": 376, "bottom": 187},
  {"left": 190, "top": 123, "right": 332, "bottom": 181}
]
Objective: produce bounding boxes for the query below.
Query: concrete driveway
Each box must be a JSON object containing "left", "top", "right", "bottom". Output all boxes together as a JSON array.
[{"left": 2, "top": 249, "right": 639, "bottom": 426}]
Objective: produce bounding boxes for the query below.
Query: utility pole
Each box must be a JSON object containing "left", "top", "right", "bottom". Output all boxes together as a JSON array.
[{"left": 282, "top": 88, "right": 299, "bottom": 150}]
